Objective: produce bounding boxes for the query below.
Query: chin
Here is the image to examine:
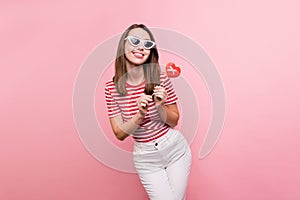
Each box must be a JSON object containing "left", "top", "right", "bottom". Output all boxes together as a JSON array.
[
  {"left": 132, "top": 62, "right": 146, "bottom": 66},
  {"left": 129, "top": 58, "right": 147, "bottom": 66}
]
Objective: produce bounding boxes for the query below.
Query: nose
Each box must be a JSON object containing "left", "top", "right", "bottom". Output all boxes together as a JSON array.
[{"left": 137, "top": 43, "right": 144, "bottom": 51}]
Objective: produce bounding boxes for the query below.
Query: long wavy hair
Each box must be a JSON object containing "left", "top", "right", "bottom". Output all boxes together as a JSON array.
[{"left": 113, "top": 24, "right": 160, "bottom": 95}]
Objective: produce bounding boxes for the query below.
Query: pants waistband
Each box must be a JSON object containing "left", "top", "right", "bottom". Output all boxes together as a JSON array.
[{"left": 133, "top": 129, "right": 180, "bottom": 152}]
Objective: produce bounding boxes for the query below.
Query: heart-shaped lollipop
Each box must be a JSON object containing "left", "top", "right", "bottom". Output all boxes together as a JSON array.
[{"left": 166, "top": 62, "right": 181, "bottom": 78}]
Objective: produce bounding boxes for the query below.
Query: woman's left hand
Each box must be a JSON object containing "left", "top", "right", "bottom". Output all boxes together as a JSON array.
[{"left": 153, "top": 85, "right": 168, "bottom": 107}]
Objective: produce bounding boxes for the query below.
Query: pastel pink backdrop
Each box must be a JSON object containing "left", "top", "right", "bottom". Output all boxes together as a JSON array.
[{"left": 1, "top": 0, "right": 299, "bottom": 200}]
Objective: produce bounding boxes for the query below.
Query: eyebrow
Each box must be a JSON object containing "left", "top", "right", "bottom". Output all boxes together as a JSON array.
[{"left": 130, "top": 35, "right": 152, "bottom": 40}]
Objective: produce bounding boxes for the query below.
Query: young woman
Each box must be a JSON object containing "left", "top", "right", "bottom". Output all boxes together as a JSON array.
[{"left": 105, "top": 24, "right": 192, "bottom": 200}]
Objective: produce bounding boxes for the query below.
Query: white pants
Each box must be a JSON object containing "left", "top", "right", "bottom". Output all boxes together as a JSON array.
[{"left": 133, "top": 129, "right": 192, "bottom": 200}]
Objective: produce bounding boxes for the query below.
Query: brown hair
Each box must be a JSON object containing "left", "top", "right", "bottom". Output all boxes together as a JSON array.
[{"left": 113, "top": 24, "right": 160, "bottom": 95}]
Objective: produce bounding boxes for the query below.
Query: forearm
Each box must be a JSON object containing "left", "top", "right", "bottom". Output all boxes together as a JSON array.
[
  {"left": 114, "top": 112, "right": 145, "bottom": 140},
  {"left": 156, "top": 104, "right": 179, "bottom": 128}
]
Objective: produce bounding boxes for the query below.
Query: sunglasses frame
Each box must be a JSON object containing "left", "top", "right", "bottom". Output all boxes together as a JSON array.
[{"left": 124, "top": 35, "right": 156, "bottom": 50}]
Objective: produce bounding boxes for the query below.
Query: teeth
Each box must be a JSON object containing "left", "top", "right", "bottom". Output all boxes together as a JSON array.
[{"left": 133, "top": 52, "right": 143, "bottom": 56}]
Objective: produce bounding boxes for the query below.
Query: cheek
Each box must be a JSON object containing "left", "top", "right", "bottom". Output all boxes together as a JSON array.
[
  {"left": 124, "top": 51, "right": 133, "bottom": 62},
  {"left": 124, "top": 43, "right": 133, "bottom": 54},
  {"left": 124, "top": 46, "right": 134, "bottom": 60},
  {"left": 144, "top": 51, "right": 151, "bottom": 60}
]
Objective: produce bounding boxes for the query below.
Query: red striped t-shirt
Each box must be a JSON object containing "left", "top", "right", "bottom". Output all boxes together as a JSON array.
[{"left": 105, "top": 73, "right": 178, "bottom": 142}]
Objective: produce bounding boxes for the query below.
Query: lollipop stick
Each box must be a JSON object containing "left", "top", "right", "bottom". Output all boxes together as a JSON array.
[{"left": 141, "top": 102, "right": 147, "bottom": 109}]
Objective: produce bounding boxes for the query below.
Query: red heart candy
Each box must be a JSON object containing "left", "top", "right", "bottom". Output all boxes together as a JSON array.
[{"left": 166, "top": 62, "right": 181, "bottom": 78}]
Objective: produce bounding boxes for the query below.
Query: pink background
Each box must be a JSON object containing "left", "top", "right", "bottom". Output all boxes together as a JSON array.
[{"left": 1, "top": 0, "right": 300, "bottom": 199}]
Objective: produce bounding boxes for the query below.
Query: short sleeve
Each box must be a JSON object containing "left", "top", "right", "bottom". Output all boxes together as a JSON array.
[
  {"left": 160, "top": 73, "right": 178, "bottom": 105},
  {"left": 105, "top": 82, "right": 121, "bottom": 118}
]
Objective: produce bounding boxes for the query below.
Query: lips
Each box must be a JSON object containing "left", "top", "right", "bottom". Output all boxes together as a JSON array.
[{"left": 132, "top": 51, "right": 145, "bottom": 59}]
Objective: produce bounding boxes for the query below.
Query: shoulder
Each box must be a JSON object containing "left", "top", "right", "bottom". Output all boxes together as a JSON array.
[
  {"left": 160, "top": 72, "right": 169, "bottom": 82},
  {"left": 159, "top": 72, "right": 172, "bottom": 86},
  {"left": 104, "top": 80, "right": 117, "bottom": 94},
  {"left": 105, "top": 80, "right": 115, "bottom": 88}
]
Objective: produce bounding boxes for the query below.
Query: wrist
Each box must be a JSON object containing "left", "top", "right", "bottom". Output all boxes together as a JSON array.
[
  {"left": 155, "top": 102, "right": 165, "bottom": 108},
  {"left": 136, "top": 111, "right": 146, "bottom": 120}
]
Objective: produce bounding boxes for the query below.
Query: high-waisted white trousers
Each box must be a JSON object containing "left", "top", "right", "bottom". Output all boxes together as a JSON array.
[{"left": 133, "top": 129, "right": 192, "bottom": 200}]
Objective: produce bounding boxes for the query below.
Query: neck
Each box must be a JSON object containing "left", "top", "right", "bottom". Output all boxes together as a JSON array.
[{"left": 126, "top": 62, "right": 144, "bottom": 85}]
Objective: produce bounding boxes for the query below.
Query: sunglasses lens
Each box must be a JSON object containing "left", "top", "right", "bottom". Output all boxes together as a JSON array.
[
  {"left": 144, "top": 41, "right": 155, "bottom": 49},
  {"left": 129, "top": 37, "right": 140, "bottom": 46},
  {"left": 126, "top": 36, "right": 155, "bottom": 49}
]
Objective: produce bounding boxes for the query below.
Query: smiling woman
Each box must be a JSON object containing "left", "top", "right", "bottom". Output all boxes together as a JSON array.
[
  {"left": 124, "top": 28, "right": 153, "bottom": 68},
  {"left": 104, "top": 24, "right": 192, "bottom": 199}
]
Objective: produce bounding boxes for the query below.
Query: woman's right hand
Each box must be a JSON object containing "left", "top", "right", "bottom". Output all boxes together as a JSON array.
[{"left": 136, "top": 94, "right": 152, "bottom": 116}]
